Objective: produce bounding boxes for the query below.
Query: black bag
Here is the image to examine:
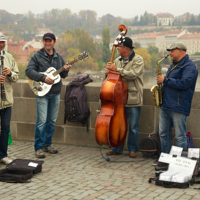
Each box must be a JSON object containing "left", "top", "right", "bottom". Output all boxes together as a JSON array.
[
  {"left": 139, "top": 134, "right": 161, "bottom": 158},
  {"left": 0, "top": 168, "right": 33, "bottom": 183},
  {"left": 0, "top": 159, "right": 44, "bottom": 183},
  {"left": 64, "top": 74, "right": 93, "bottom": 128}
]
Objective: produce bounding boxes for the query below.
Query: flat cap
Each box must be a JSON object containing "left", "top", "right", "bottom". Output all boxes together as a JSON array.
[
  {"left": 0, "top": 33, "right": 7, "bottom": 42},
  {"left": 167, "top": 42, "right": 187, "bottom": 52}
]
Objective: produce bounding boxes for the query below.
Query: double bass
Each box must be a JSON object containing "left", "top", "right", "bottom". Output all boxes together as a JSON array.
[{"left": 95, "top": 25, "right": 128, "bottom": 147}]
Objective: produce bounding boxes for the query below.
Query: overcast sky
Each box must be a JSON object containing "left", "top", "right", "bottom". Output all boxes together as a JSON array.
[{"left": 1, "top": 0, "right": 200, "bottom": 18}]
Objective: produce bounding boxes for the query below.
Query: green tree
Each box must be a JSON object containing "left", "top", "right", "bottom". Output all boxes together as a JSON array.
[
  {"left": 17, "top": 63, "right": 27, "bottom": 79},
  {"left": 102, "top": 28, "right": 110, "bottom": 63},
  {"left": 147, "top": 45, "right": 159, "bottom": 55},
  {"left": 135, "top": 48, "right": 151, "bottom": 70}
]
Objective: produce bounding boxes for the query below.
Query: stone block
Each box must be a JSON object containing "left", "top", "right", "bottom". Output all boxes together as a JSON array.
[
  {"left": 85, "top": 85, "right": 100, "bottom": 102},
  {"left": 187, "top": 109, "right": 200, "bottom": 139},
  {"left": 90, "top": 102, "right": 100, "bottom": 128},
  {"left": 12, "top": 82, "right": 21, "bottom": 97},
  {"left": 10, "top": 122, "right": 17, "bottom": 140},
  {"left": 143, "top": 88, "right": 155, "bottom": 106},
  {"left": 21, "top": 82, "right": 36, "bottom": 98},
  {"left": 64, "top": 127, "right": 98, "bottom": 147},
  {"left": 60, "top": 84, "right": 66, "bottom": 100},
  {"left": 139, "top": 106, "right": 155, "bottom": 133},
  {"left": 11, "top": 98, "right": 37, "bottom": 123},
  {"left": 191, "top": 92, "right": 200, "bottom": 109},
  {"left": 16, "top": 123, "right": 35, "bottom": 142},
  {"left": 52, "top": 126, "right": 65, "bottom": 144}
]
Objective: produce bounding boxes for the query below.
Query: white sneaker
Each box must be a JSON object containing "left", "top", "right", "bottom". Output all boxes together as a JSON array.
[{"left": 1, "top": 157, "right": 13, "bottom": 165}]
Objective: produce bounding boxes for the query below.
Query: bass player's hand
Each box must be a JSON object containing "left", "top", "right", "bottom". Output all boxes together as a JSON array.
[
  {"left": 45, "top": 76, "right": 54, "bottom": 85},
  {"left": 106, "top": 62, "right": 117, "bottom": 71},
  {"left": 0, "top": 75, "right": 5, "bottom": 84}
]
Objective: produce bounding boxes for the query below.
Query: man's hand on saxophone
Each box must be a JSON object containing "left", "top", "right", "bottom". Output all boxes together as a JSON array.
[
  {"left": 0, "top": 75, "right": 5, "bottom": 84},
  {"left": 157, "top": 74, "right": 165, "bottom": 84}
]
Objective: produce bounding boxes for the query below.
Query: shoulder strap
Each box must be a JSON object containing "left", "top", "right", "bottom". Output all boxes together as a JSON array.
[
  {"left": 57, "top": 54, "right": 61, "bottom": 70},
  {"left": 166, "top": 64, "right": 179, "bottom": 78}
]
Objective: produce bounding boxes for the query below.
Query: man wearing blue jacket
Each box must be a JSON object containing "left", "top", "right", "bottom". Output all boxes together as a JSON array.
[
  {"left": 157, "top": 42, "right": 198, "bottom": 154},
  {"left": 26, "top": 33, "right": 71, "bottom": 158}
]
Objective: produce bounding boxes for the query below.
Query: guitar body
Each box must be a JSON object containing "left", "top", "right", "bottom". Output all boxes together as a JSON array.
[
  {"left": 28, "top": 52, "right": 88, "bottom": 96},
  {"left": 28, "top": 67, "right": 61, "bottom": 97}
]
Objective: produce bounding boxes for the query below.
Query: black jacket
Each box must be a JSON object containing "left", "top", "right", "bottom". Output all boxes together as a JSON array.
[{"left": 26, "top": 48, "right": 68, "bottom": 95}]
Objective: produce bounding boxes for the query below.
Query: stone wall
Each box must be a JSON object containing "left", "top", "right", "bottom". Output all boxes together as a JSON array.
[{"left": 10, "top": 80, "right": 200, "bottom": 148}]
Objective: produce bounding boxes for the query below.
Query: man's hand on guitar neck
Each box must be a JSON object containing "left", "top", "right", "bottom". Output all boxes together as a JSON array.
[
  {"left": 64, "top": 63, "right": 72, "bottom": 71},
  {"left": 45, "top": 76, "right": 54, "bottom": 85}
]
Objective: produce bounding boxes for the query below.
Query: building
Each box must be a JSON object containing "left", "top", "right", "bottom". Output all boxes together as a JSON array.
[
  {"left": 178, "top": 34, "right": 200, "bottom": 55},
  {"left": 35, "top": 28, "right": 52, "bottom": 41},
  {"left": 156, "top": 30, "right": 188, "bottom": 53},
  {"left": 157, "top": 13, "right": 174, "bottom": 26},
  {"left": 131, "top": 32, "right": 160, "bottom": 48}
]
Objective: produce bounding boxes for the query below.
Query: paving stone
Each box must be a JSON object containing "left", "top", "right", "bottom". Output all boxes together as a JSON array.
[{"left": 0, "top": 141, "right": 199, "bottom": 200}]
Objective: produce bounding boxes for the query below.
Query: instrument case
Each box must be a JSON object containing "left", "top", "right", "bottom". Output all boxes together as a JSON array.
[
  {"left": 7, "top": 159, "right": 44, "bottom": 174},
  {"left": 0, "top": 159, "right": 44, "bottom": 183}
]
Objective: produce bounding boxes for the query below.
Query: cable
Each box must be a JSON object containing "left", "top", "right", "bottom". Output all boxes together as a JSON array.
[{"left": 100, "top": 145, "right": 149, "bottom": 163}]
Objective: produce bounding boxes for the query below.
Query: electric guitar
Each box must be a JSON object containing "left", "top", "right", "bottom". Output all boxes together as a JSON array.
[{"left": 28, "top": 52, "right": 88, "bottom": 96}]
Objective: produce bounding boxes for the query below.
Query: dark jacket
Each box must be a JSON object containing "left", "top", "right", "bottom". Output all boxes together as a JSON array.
[
  {"left": 26, "top": 48, "right": 68, "bottom": 95},
  {"left": 162, "top": 54, "right": 198, "bottom": 116}
]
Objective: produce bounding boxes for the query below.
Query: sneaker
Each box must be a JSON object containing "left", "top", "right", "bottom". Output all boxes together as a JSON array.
[
  {"left": 35, "top": 149, "right": 45, "bottom": 158},
  {"left": 0, "top": 157, "right": 13, "bottom": 165},
  {"left": 152, "top": 159, "right": 158, "bottom": 166},
  {"left": 43, "top": 146, "right": 58, "bottom": 154}
]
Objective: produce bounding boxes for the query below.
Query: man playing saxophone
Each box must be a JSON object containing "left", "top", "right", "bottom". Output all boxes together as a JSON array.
[
  {"left": 0, "top": 33, "right": 19, "bottom": 165},
  {"left": 157, "top": 42, "right": 197, "bottom": 157}
]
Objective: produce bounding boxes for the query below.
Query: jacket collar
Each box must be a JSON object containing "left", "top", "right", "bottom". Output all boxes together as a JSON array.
[
  {"left": 41, "top": 48, "right": 58, "bottom": 58},
  {"left": 119, "top": 50, "right": 135, "bottom": 62}
]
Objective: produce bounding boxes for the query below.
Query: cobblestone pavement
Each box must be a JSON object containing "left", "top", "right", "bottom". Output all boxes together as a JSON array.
[{"left": 0, "top": 141, "right": 200, "bottom": 200}]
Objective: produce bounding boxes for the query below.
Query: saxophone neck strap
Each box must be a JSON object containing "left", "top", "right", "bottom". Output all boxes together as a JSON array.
[{"left": 166, "top": 64, "right": 179, "bottom": 78}]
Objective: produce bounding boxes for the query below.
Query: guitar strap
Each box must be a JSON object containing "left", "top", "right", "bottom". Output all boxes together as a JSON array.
[{"left": 56, "top": 54, "right": 61, "bottom": 70}]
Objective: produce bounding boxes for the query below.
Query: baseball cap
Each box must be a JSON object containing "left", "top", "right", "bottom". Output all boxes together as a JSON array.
[
  {"left": 43, "top": 33, "right": 56, "bottom": 41},
  {"left": 167, "top": 42, "right": 187, "bottom": 52},
  {"left": 118, "top": 37, "right": 134, "bottom": 49},
  {"left": 0, "top": 33, "right": 7, "bottom": 42}
]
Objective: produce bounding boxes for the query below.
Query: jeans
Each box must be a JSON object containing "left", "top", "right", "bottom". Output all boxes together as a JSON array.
[
  {"left": 0, "top": 107, "right": 11, "bottom": 159},
  {"left": 159, "top": 108, "right": 187, "bottom": 154},
  {"left": 112, "top": 107, "right": 141, "bottom": 153},
  {"left": 34, "top": 94, "right": 60, "bottom": 151}
]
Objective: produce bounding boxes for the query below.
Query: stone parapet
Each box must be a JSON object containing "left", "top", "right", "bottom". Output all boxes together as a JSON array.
[{"left": 10, "top": 81, "right": 200, "bottom": 148}]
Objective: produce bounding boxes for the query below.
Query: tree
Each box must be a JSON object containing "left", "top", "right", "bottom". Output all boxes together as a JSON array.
[
  {"left": 147, "top": 45, "right": 159, "bottom": 55},
  {"left": 134, "top": 48, "right": 151, "bottom": 70},
  {"left": 102, "top": 28, "right": 110, "bottom": 63}
]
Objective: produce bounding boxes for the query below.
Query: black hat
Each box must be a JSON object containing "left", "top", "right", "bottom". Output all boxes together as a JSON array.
[
  {"left": 43, "top": 33, "right": 56, "bottom": 41},
  {"left": 118, "top": 37, "right": 134, "bottom": 49}
]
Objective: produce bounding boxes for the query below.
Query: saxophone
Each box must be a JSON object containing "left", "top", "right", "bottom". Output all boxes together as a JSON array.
[{"left": 151, "top": 55, "right": 169, "bottom": 107}]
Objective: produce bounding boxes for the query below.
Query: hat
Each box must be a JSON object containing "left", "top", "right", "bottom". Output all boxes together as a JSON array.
[
  {"left": 0, "top": 33, "right": 7, "bottom": 42},
  {"left": 118, "top": 37, "right": 134, "bottom": 49},
  {"left": 167, "top": 42, "right": 187, "bottom": 52},
  {"left": 43, "top": 33, "right": 56, "bottom": 41}
]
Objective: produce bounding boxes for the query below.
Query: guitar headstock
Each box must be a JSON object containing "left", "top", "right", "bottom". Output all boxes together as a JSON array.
[{"left": 78, "top": 52, "right": 88, "bottom": 61}]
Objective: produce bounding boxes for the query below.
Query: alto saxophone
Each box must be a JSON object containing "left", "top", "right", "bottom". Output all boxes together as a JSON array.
[{"left": 151, "top": 55, "right": 169, "bottom": 107}]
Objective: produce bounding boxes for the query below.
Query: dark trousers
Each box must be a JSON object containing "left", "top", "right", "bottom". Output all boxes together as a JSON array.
[{"left": 0, "top": 107, "right": 11, "bottom": 160}]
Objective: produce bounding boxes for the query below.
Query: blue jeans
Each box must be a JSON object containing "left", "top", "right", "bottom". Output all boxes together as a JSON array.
[
  {"left": 159, "top": 108, "right": 187, "bottom": 154},
  {"left": 34, "top": 94, "right": 60, "bottom": 151},
  {"left": 112, "top": 107, "right": 141, "bottom": 153},
  {"left": 0, "top": 107, "right": 11, "bottom": 159}
]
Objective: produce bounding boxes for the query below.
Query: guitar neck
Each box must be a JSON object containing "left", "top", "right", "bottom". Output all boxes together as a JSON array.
[{"left": 53, "top": 58, "right": 79, "bottom": 76}]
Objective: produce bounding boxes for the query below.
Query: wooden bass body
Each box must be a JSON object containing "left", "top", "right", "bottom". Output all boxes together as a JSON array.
[{"left": 95, "top": 71, "right": 128, "bottom": 147}]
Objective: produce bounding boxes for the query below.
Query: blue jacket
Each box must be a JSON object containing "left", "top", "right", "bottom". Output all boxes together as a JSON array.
[
  {"left": 162, "top": 55, "right": 198, "bottom": 116},
  {"left": 26, "top": 48, "right": 68, "bottom": 95}
]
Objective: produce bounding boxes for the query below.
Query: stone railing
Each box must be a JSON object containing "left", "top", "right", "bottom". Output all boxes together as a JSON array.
[{"left": 10, "top": 80, "right": 200, "bottom": 148}]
